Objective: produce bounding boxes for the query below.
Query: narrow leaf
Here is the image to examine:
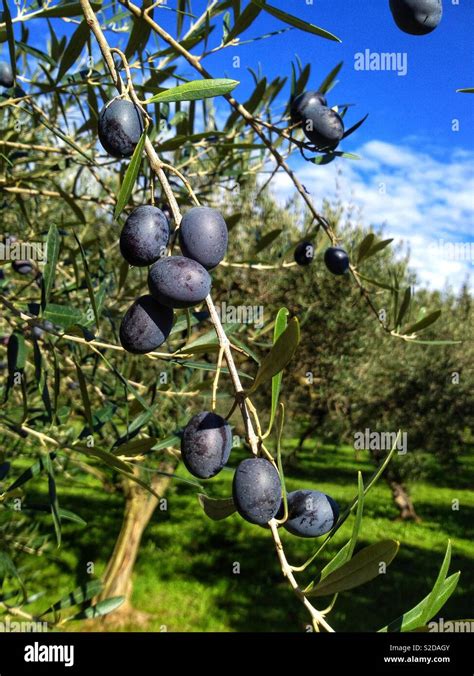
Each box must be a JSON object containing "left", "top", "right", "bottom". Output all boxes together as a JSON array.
[
  {"left": 41, "top": 580, "right": 102, "bottom": 616},
  {"left": 342, "top": 113, "right": 369, "bottom": 139},
  {"left": 114, "top": 437, "right": 158, "bottom": 457},
  {"left": 2, "top": 0, "right": 16, "bottom": 84},
  {"left": 247, "top": 316, "right": 300, "bottom": 393},
  {"left": 114, "top": 130, "right": 146, "bottom": 219},
  {"left": 356, "top": 233, "right": 375, "bottom": 265},
  {"left": 379, "top": 572, "right": 460, "bottom": 633},
  {"left": 224, "top": 3, "right": 262, "bottom": 43},
  {"left": 396, "top": 287, "right": 411, "bottom": 328},
  {"left": 403, "top": 310, "right": 442, "bottom": 336},
  {"left": 318, "top": 61, "right": 343, "bottom": 94},
  {"left": 69, "top": 596, "right": 124, "bottom": 620},
  {"left": 197, "top": 494, "right": 236, "bottom": 520},
  {"left": 74, "top": 359, "right": 94, "bottom": 431},
  {"left": 41, "top": 223, "right": 60, "bottom": 309},
  {"left": 73, "top": 233, "right": 100, "bottom": 329},
  {"left": 43, "top": 452, "right": 61, "bottom": 548},
  {"left": 145, "top": 78, "right": 239, "bottom": 104},
  {"left": 307, "top": 540, "right": 399, "bottom": 597},
  {"left": 365, "top": 238, "right": 394, "bottom": 259},
  {"left": 255, "top": 229, "right": 282, "bottom": 254},
  {"left": 249, "top": 0, "right": 340, "bottom": 41},
  {"left": 43, "top": 303, "right": 82, "bottom": 330},
  {"left": 56, "top": 20, "right": 89, "bottom": 82},
  {"left": 266, "top": 308, "right": 289, "bottom": 435},
  {"left": 35, "top": 1, "right": 103, "bottom": 18}
]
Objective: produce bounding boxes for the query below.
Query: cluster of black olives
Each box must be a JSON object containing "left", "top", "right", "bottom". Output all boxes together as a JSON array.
[
  {"left": 294, "top": 240, "right": 350, "bottom": 276},
  {"left": 98, "top": 98, "right": 339, "bottom": 537},
  {"left": 181, "top": 414, "right": 339, "bottom": 537},
  {"left": 97, "top": 98, "right": 228, "bottom": 355},
  {"left": 290, "top": 90, "right": 344, "bottom": 152}
]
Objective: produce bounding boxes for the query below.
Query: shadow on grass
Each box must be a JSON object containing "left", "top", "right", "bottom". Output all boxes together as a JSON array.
[{"left": 18, "top": 447, "right": 474, "bottom": 633}]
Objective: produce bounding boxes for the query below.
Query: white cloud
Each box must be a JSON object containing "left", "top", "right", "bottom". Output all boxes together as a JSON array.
[{"left": 265, "top": 140, "right": 474, "bottom": 292}]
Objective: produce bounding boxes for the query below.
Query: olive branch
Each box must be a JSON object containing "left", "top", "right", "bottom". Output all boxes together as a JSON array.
[{"left": 79, "top": 0, "right": 339, "bottom": 632}]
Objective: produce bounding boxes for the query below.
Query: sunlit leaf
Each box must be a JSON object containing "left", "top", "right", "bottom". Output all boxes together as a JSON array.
[
  {"left": 145, "top": 78, "right": 239, "bottom": 104},
  {"left": 403, "top": 310, "right": 442, "bottom": 336},
  {"left": 114, "top": 130, "right": 146, "bottom": 219},
  {"left": 249, "top": 0, "right": 340, "bottom": 41},
  {"left": 56, "top": 20, "right": 89, "bottom": 82},
  {"left": 307, "top": 540, "right": 399, "bottom": 597},
  {"left": 246, "top": 317, "right": 300, "bottom": 393}
]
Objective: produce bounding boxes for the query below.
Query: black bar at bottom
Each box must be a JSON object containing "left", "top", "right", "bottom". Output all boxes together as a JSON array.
[{"left": 0, "top": 631, "right": 471, "bottom": 674}]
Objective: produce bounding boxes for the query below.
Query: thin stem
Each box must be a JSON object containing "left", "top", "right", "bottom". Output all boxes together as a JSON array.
[
  {"left": 269, "top": 520, "right": 335, "bottom": 632},
  {"left": 211, "top": 346, "right": 225, "bottom": 411}
]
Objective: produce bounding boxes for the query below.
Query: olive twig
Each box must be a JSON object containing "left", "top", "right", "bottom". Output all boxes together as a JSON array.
[
  {"left": 269, "top": 519, "right": 335, "bottom": 632},
  {"left": 160, "top": 162, "right": 200, "bottom": 205},
  {"left": 211, "top": 346, "right": 225, "bottom": 411},
  {"left": 80, "top": 0, "right": 337, "bottom": 632}
]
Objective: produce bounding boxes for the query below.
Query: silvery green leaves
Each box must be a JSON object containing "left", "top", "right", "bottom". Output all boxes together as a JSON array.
[
  {"left": 145, "top": 78, "right": 239, "bottom": 105},
  {"left": 40, "top": 580, "right": 124, "bottom": 623},
  {"left": 354, "top": 234, "right": 445, "bottom": 340},
  {"left": 379, "top": 541, "right": 460, "bottom": 632},
  {"left": 114, "top": 131, "right": 147, "bottom": 219},
  {"left": 356, "top": 234, "right": 394, "bottom": 266},
  {"left": 246, "top": 316, "right": 300, "bottom": 394},
  {"left": 306, "top": 540, "right": 400, "bottom": 597}
]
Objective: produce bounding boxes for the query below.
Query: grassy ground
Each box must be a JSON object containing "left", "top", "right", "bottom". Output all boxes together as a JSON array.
[{"left": 14, "top": 441, "right": 474, "bottom": 632}]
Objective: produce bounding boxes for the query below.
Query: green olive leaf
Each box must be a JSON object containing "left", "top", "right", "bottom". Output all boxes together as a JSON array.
[
  {"left": 67, "top": 596, "right": 124, "bottom": 621},
  {"left": 197, "top": 494, "right": 236, "bottom": 521},
  {"left": 114, "top": 130, "right": 146, "bottom": 219},
  {"left": 249, "top": 0, "right": 341, "bottom": 42},
  {"left": 145, "top": 78, "right": 239, "bottom": 104},
  {"left": 40, "top": 580, "right": 103, "bottom": 617},
  {"left": 265, "top": 308, "right": 289, "bottom": 435},
  {"left": 41, "top": 224, "right": 60, "bottom": 309},
  {"left": 403, "top": 310, "right": 442, "bottom": 336},
  {"left": 34, "top": 1, "right": 103, "bottom": 18},
  {"left": 246, "top": 316, "right": 300, "bottom": 394},
  {"left": 396, "top": 287, "right": 411, "bottom": 329},
  {"left": 356, "top": 233, "right": 375, "bottom": 265},
  {"left": 306, "top": 540, "right": 399, "bottom": 597}
]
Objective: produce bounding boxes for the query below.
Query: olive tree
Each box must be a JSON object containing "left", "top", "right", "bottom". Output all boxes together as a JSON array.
[{"left": 0, "top": 0, "right": 465, "bottom": 631}]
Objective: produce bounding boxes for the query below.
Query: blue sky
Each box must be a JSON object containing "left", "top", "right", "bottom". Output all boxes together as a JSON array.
[
  {"left": 195, "top": 0, "right": 474, "bottom": 291},
  {"left": 5, "top": 1, "right": 473, "bottom": 290}
]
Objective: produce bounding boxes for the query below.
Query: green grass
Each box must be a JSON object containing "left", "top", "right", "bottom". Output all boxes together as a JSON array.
[{"left": 9, "top": 441, "right": 474, "bottom": 632}]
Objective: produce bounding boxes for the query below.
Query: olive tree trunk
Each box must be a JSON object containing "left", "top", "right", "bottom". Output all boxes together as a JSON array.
[{"left": 99, "top": 460, "right": 175, "bottom": 619}]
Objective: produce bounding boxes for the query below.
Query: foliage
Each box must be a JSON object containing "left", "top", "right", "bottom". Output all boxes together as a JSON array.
[{"left": 0, "top": 0, "right": 469, "bottom": 632}]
